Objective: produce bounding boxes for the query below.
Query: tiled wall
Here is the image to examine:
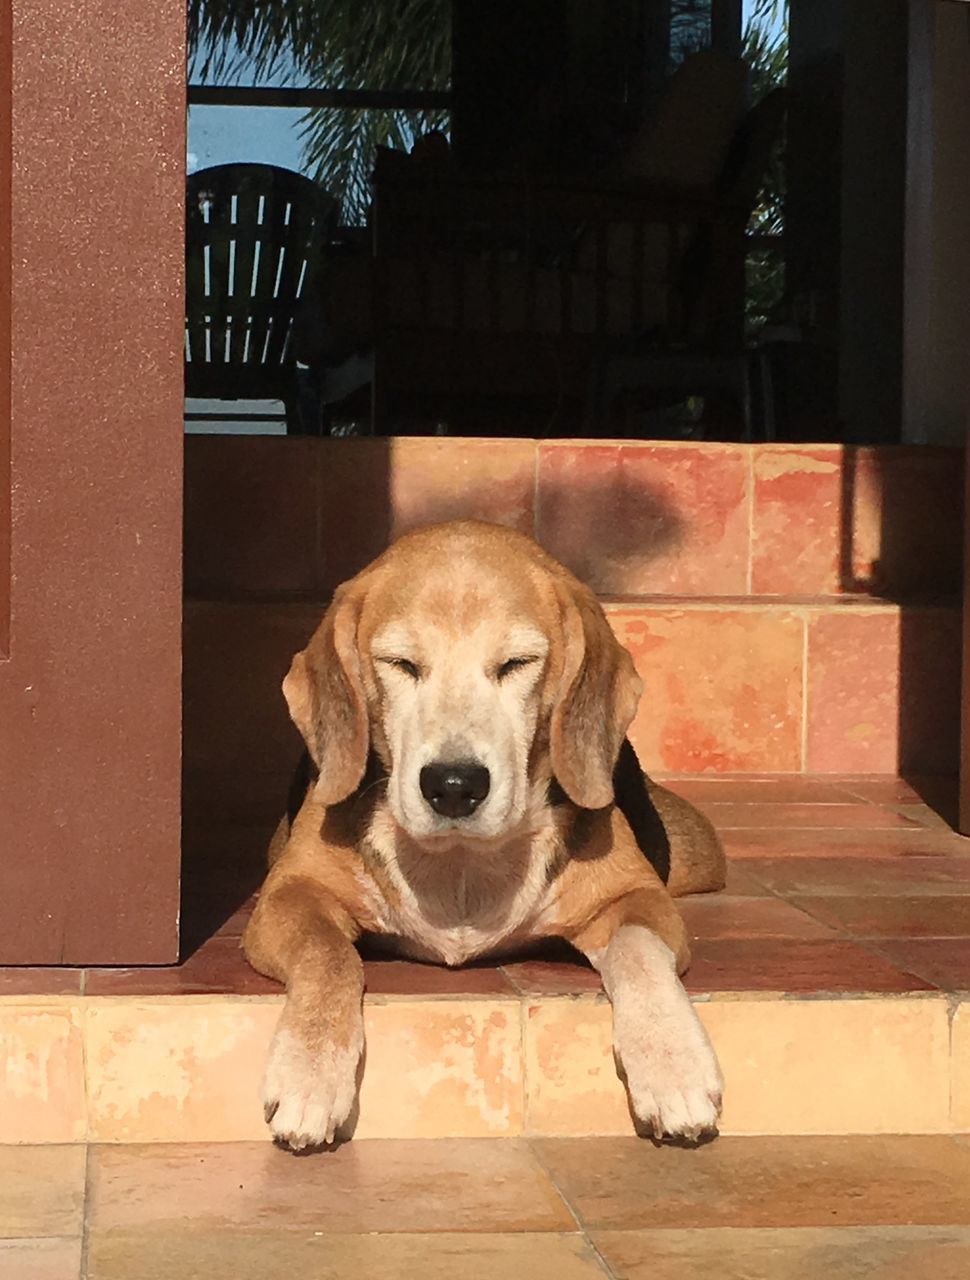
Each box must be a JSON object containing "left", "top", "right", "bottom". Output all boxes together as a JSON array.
[
  {"left": 611, "top": 601, "right": 959, "bottom": 775},
  {"left": 183, "top": 438, "right": 963, "bottom": 780},
  {"left": 185, "top": 437, "right": 963, "bottom": 601},
  {"left": 184, "top": 597, "right": 960, "bottom": 799}
]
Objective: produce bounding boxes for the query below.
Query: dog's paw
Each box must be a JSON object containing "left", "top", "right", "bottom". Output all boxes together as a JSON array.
[
  {"left": 260, "top": 1023, "right": 362, "bottom": 1151},
  {"left": 614, "top": 996, "right": 723, "bottom": 1143}
]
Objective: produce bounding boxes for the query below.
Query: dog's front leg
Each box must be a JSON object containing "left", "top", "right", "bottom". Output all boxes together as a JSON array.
[
  {"left": 573, "top": 893, "right": 723, "bottom": 1142},
  {"left": 243, "top": 875, "right": 363, "bottom": 1150}
]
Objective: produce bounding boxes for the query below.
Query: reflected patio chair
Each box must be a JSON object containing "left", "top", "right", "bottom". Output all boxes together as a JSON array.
[
  {"left": 185, "top": 163, "right": 339, "bottom": 434},
  {"left": 588, "top": 87, "right": 789, "bottom": 440}
]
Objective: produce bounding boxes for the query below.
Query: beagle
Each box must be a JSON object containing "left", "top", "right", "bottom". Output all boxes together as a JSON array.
[{"left": 244, "top": 520, "right": 726, "bottom": 1150}]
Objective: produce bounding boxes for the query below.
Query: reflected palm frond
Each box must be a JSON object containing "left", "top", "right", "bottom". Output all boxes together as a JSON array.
[{"left": 188, "top": 0, "right": 450, "bottom": 220}]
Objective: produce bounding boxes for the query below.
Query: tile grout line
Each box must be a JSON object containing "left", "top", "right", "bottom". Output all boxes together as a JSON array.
[
  {"left": 531, "top": 441, "right": 541, "bottom": 544},
  {"left": 800, "top": 612, "right": 810, "bottom": 773},
  {"left": 527, "top": 1139, "right": 620, "bottom": 1280},
  {"left": 79, "top": 1002, "right": 90, "bottom": 1146},
  {"left": 818, "top": 932, "right": 950, "bottom": 993},
  {"left": 518, "top": 997, "right": 530, "bottom": 1137},
  {"left": 952, "top": 988, "right": 962, "bottom": 1131},
  {"left": 745, "top": 446, "right": 754, "bottom": 595},
  {"left": 79, "top": 1140, "right": 93, "bottom": 1280}
]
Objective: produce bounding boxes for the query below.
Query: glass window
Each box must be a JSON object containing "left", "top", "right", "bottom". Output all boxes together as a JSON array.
[{"left": 185, "top": 1, "right": 450, "bottom": 434}]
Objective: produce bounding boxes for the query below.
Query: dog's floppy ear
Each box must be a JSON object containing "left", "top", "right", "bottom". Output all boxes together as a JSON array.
[
  {"left": 282, "top": 583, "right": 368, "bottom": 806},
  {"left": 549, "top": 579, "right": 643, "bottom": 809}
]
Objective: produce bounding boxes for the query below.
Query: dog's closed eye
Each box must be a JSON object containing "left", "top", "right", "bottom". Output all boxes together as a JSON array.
[
  {"left": 380, "top": 657, "right": 422, "bottom": 680},
  {"left": 495, "top": 655, "right": 539, "bottom": 681}
]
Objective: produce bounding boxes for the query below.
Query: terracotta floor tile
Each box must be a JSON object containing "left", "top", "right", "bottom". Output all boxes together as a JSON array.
[
  {"left": 88, "top": 1140, "right": 573, "bottom": 1234},
  {"left": 704, "top": 996, "right": 950, "bottom": 1136},
  {"left": 361, "top": 958, "right": 517, "bottom": 997},
  {"left": 0, "top": 1146, "right": 86, "bottom": 1238},
  {"left": 315, "top": 439, "right": 538, "bottom": 596},
  {"left": 683, "top": 937, "right": 932, "bottom": 994},
  {"left": 849, "top": 448, "right": 967, "bottom": 596},
  {"left": 522, "top": 997, "right": 949, "bottom": 1138},
  {"left": 734, "top": 856, "right": 970, "bottom": 897},
  {"left": 502, "top": 959, "right": 604, "bottom": 997},
  {"left": 611, "top": 606, "right": 804, "bottom": 773},
  {"left": 87, "top": 1232, "right": 606, "bottom": 1280},
  {"left": 839, "top": 773, "right": 962, "bottom": 824},
  {"left": 665, "top": 777, "right": 859, "bottom": 805},
  {"left": 0, "top": 1237, "right": 83, "bottom": 1280},
  {"left": 721, "top": 827, "right": 970, "bottom": 858},
  {"left": 84, "top": 1002, "right": 278, "bottom": 1144},
  {"left": 314, "top": 439, "right": 396, "bottom": 590},
  {"left": 389, "top": 437, "right": 537, "bottom": 541},
  {"left": 536, "top": 441, "right": 750, "bottom": 596},
  {"left": 677, "top": 895, "right": 836, "bottom": 941},
  {"left": 179, "top": 869, "right": 262, "bottom": 956},
  {"left": 396, "top": 436, "right": 535, "bottom": 546},
  {"left": 806, "top": 608, "right": 960, "bottom": 776},
  {"left": 951, "top": 1012, "right": 970, "bottom": 1129},
  {"left": 201, "top": 892, "right": 259, "bottom": 940},
  {"left": 0, "top": 1010, "right": 86, "bottom": 1143},
  {"left": 0, "top": 968, "right": 82, "bottom": 996},
  {"left": 838, "top": 776, "right": 958, "bottom": 818},
  {"left": 750, "top": 445, "right": 842, "bottom": 595},
  {"left": 591, "top": 1226, "right": 970, "bottom": 1279},
  {"left": 182, "top": 601, "right": 319, "bottom": 778},
  {"left": 719, "top": 863, "right": 773, "bottom": 896},
  {"left": 848, "top": 447, "right": 964, "bottom": 599},
  {"left": 184, "top": 436, "right": 321, "bottom": 599},
  {"left": 866, "top": 939, "right": 970, "bottom": 992},
  {"left": 892, "top": 803, "right": 958, "bottom": 831},
  {"left": 704, "top": 802, "right": 918, "bottom": 830},
  {"left": 354, "top": 1001, "right": 524, "bottom": 1138},
  {"left": 84, "top": 936, "right": 278, "bottom": 996},
  {"left": 534, "top": 1135, "right": 970, "bottom": 1229},
  {"left": 790, "top": 895, "right": 970, "bottom": 940}
]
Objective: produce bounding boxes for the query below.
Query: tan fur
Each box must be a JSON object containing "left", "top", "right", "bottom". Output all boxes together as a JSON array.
[{"left": 243, "top": 520, "right": 725, "bottom": 1148}]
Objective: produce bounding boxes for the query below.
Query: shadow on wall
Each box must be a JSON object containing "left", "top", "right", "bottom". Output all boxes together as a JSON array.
[
  {"left": 837, "top": 445, "right": 964, "bottom": 828},
  {"left": 179, "top": 438, "right": 686, "bottom": 955}
]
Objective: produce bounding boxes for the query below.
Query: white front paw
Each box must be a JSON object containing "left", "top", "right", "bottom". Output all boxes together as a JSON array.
[
  {"left": 614, "top": 997, "right": 723, "bottom": 1143},
  {"left": 261, "top": 1023, "right": 363, "bottom": 1151}
]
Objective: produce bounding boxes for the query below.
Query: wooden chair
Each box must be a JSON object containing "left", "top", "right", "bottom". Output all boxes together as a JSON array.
[
  {"left": 185, "top": 164, "right": 339, "bottom": 434},
  {"left": 368, "top": 80, "right": 786, "bottom": 439},
  {"left": 370, "top": 161, "right": 748, "bottom": 435},
  {"left": 587, "top": 88, "right": 789, "bottom": 439}
]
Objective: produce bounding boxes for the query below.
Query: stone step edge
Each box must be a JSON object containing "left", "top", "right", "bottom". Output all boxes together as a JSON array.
[{"left": 3, "top": 991, "right": 967, "bottom": 1144}]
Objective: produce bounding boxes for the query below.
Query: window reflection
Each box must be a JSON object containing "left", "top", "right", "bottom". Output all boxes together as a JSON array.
[{"left": 184, "top": 2, "right": 793, "bottom": 441}]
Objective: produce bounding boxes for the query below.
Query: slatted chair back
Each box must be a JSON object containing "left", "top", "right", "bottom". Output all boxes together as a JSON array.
[{"left": 185, "top": 164, "right": 339, "bottom": 403}]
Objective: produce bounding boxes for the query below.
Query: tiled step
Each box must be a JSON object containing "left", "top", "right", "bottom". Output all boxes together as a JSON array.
[
  {"left": 1, "top": 988, "right": 966, "bottom": 1144},
  {"left": 184, "top": 593, "right": 961, "bottom": 784},
  {"left": 15, "top": 1135, "right": 970, "bottom": 1280},
  {"left": 4, "top": 776, "right": 969, "bottom": 1145},
  {"left": 184, "top": 436, "right": 963, "bottom": 601}
]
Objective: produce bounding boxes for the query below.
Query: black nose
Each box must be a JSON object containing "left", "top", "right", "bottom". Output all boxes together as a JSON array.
[{"left": 419, "top": 761, "right": 491, "bottom": 819}]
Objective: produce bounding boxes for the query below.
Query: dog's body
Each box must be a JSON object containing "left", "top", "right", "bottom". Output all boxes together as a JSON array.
[{"left": 244, "top": 520, "right": 726, "bottom": 1150}]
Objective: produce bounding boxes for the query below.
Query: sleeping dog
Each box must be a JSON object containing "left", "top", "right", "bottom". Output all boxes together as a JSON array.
[{"left": 244, "top": 520, "right": 726, "bottom": 1150}]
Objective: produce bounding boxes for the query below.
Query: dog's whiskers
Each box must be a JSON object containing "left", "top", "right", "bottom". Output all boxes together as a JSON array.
[{"left": 355, "top": 775, "right": 389, "bottom": 802}]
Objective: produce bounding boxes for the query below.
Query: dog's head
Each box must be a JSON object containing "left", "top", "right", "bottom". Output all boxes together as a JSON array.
[{"left": 283, "top": 521, "right": 642, "bottom": 844}]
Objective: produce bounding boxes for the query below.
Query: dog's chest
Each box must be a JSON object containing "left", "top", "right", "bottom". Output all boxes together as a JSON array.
[{"left": 364, "top": 834, "right": 557, "bottom": 966}]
